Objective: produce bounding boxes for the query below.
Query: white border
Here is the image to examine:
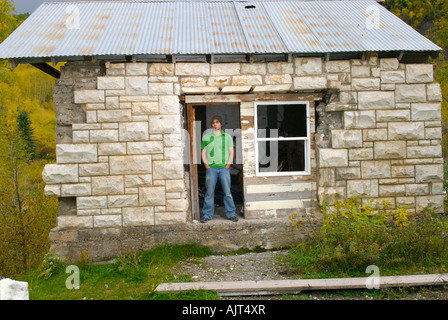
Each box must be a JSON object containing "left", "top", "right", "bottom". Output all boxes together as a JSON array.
[{"left": 254, "top": 101, "right": 311, "bottom": 177}]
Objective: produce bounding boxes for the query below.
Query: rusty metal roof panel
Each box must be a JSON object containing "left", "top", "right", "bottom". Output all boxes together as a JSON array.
[{"left": 0, "top": 0, "right": 441, "bottom": 60}]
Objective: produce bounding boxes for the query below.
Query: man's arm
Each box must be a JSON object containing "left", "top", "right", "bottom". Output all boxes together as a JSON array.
[
  {"left": 201, "top": 148, "right": 210, "bottom": 169},
  {"left": 226, "top": 147, "right": 234, "bottom": 169}
]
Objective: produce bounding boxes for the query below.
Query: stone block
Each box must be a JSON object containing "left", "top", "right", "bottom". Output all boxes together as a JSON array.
[
  {"left": 391, "top": 165, "right": 414, "bottom": 178},
  {"left": 293, "top": 76, "right": 327, "bottom": 90},
  {"left": 127, "top": 141, "right": 163, "bottom": 154},
  {"left": 376, "top": 109, "right": 410, "bottom": 122},
  {"left": 77, "top": 196, "right": 107, "bottom": 209},
  {"left": 374, "top": 141, "right": 406, "bottom": 159},
  {"left": 252, "top": 85, "right": 291, "bottom": 93},
  {"left": 74, "top": 90, "right": 105, "bottom": 103},
  {"left": 267, "top": 62, "right": 293, "bottom": 74},
  {"left": 358, "top": 91, "right": 394, "bottom": 110},
  {"left": 132, "top": 101, "right": 159, "bottom": 115},
  {"left": 361, "top": 160, "right": 390, "bottom": 178},
  {"left": 94, "top": 215, "right": 122, "bottom": 228},
  {"left": 139, "top": 186, "right": 166, "bottom": 206},
  {"left": 380, "top": 70, "right": 405, "bottom": 84},
  {"left": 92, "top": 176, "right": 124, "bottom": 195},
  {"left": 148, "top": 83, "right": 173, "bottom": 95},
  {"left": 79, "top": 163, "right": 109, "bottom": 176},
  {"left": 233, "top": 63, "right": 263, "bottom": 76},
  {"left": 264, "top": 74, "right": 292, "bottom": 84},
  {"left": 294, "top": 57, "right": 322, "bottom": 76},
  {"left": 363, "top": 128, "right": 387, "bottom": 141},
  {"left": 395, "top": 84, "right": 426, "bottom": 102},
  {"left": 125, "top": 76, "right": 148, "bottom": 95},
  {"left": 349, "top": 148, "right": 373, "bottom": 161},
  {"left": 149, "top": 63, "right": 175, "bottom": 76},
  {"left": 416, "top": 195, "right": 443, "bottom": 213},
  {"left": 427, "top": 83, "right": 442, "bottom": 102},
  {"left": 98, "top": 142, "right": 126, "bottom": 155},
  {"left": 407, "top": 145, "right": 442, "bottom": 158},
  {"left": 411, "top": 103, "right": 441, "bottom": 121},
  {"left": 97, "top": 77, "right": 125, "bottom": 90},
  {"left": 159, "top": 95, "right": 180, "bottom": 115},
  {"left": 352, "top": 78, "right": 380, "bottom": 90},
  {"left": 318, "top": 149, "right": 348, "bottom": 167},
  {"left": 126, "top": 63, "right": 148, "bottom": 76},
  {"left": 425, "top": 127, "right": 442, "bottom": 139},
  {"left": 347, "top": 179, "right": 379, "bottom": 198},
  {"left": 108, "top": 194, "right": 139, "bottom": 207},
  {"left": 175, "top": 63, "right": 210, "bottom": 76},
  {"left": 56, "top": 215, "right": 93, "bottom": 229},
  {"left": 110, "top": 155, "right": 152, "bottom": 175},
  {"left": 344, "top": 111, "right": 376, "bottom": 129},
  {"left": 119, "top": 122, "right": 149, "bottom": 141},
  {"left": 153, "top": 160, "right": 184, "bottom": 179},
  {"left": 0, "top": 278, "right": 29, "bottom": 300},
  {"left": 166, "top": 179, "right": 186, "bottom": 193},
  {"left": 123, "top": 207, "right": 154, "bottom": 226},
  {"left": 166, "top": 198, "right": 188, "bottom": 211},
  {"left": 73, "top": 130, "right": 89, "bottom": 143},
  {"left": 332, "top": 129, "right": 362, "bottom": 148},
  {"left": 89, "top": 130, "right": 118, "bottom": 143},
  {"left": 351, "top": 65, "right": 370, "bottom": 78},
  {"left": 379, "top": 185, "right": 406, "bottom": 196},
  {"left": 125, "top": 174, "right": 153, "bottom": 188},
  {"left": 335, "top": 167, "right": 360, "bottom": 180},
  {"left": 44, "top": 184, "right": 61, "bottom": 197},
  {"left": 97, "top": 109, "right": 132, "bottom": 122},
  {"left": 325, "top": 60, "right": 350, "bottom": 73},
  {"left": 149, "top": 115, "right": 181, "bottom": 134},
  {"left": 406, "top": 64, "right": 433, "bottom": 83},
  {"left": 61, "top": 183, "right": 91, "bottom": 197},
  {"left": 388, "top": 122, "right": 424, "bottom": 140},
  {"left": 56, "top": 144, "right": 97, "bottom": 163},
  {"left": 232, "top": 75, "right": 263, "bottom": 86},
  {"left": 380, "top": 58, "right": 399, "bottom": 70},
  {"left": 211, "top": 63, "right": 240, "bottom": 76},
  {"left": 415, "top": 164, "right": 443, "bottom": 183},
  {"left": 405, "top": 184, "right": 429, "bottom": 196},
  {"left": 42, "top": 164, "right": 78, "bottom": 184}
]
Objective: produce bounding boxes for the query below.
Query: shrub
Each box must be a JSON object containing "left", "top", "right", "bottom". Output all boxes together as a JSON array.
[{"left": 287, "top": 196, "right": 448, "bottom": 278}]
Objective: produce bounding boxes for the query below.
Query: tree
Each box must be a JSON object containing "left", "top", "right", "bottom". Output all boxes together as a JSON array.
[{"left": 17, "top": 109, "right": 36, "bottom": 160}]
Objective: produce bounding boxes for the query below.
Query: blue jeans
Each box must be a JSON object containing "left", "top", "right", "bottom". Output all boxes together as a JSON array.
[{"left": 202, "top": 167, "right": 236, "bottom": 220}]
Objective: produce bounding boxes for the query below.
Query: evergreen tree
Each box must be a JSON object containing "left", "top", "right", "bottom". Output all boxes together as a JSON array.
[{"left": 17, "top": 109, "right": 36, "bottom": 160}]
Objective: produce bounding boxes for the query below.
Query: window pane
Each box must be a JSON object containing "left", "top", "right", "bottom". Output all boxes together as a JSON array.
[
  {"left": 257, "top": 104, "right": 307, "bottom": 138},
  {"left": 258, "top": 140, "right": 306, "bottom": 173}
]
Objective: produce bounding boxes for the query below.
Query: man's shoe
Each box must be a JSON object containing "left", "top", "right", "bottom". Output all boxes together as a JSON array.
[
  {"left": 227, "top": 216, "right": 238, "bottom": 222},
  {"left": 200, "top": 217, "right": 209, "bottom": 223}
]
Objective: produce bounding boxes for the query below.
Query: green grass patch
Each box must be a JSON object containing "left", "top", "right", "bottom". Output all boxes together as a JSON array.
[{"left": 17, "top": 243, "right": 219, "bottom": 300}]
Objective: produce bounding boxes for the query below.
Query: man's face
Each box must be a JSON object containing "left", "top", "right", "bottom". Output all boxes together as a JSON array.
[{"left": 211, "top": 119, "right": 222, "bottom": 131}]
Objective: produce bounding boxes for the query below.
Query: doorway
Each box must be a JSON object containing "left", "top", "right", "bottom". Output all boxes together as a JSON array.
[{"left": 187, "top": 103, "right": 244, "bottom": 221}]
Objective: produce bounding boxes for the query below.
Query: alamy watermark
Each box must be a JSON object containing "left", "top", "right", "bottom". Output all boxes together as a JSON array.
[{"left": 365, "top": 265, "right": 380, "bottom": 289}]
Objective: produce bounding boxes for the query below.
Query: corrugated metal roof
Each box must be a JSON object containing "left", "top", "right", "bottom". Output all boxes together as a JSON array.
[{"left": 0, "top": 0, "right": 441, "bottom": 60}]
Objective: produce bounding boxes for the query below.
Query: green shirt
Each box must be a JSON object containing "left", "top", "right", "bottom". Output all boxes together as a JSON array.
[{"left": 201, "top": 130, "right": 234, "bottom": 168}]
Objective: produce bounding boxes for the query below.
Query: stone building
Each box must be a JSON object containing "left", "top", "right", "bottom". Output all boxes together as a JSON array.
[{"left": 0, "top": 1, "right": 444, "bottom": 261}]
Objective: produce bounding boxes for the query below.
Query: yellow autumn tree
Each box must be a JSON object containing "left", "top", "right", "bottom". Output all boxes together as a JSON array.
[{"left": 0, "top": 0, "right": 58, "bottom": 276}]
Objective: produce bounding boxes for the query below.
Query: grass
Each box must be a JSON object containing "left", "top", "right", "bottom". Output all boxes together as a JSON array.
[{"left": 17, "top": 243, "right": 220, "bottom": 300}]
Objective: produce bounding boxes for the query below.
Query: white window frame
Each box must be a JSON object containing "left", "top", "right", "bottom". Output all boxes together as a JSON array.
[{"left": 254, "top": 101, "right": 311, "bottom": 177}]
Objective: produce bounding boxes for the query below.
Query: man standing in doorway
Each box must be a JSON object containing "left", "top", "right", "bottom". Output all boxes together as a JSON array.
[{"left": 200, "top": 115, "right": 238, "bottom": 223}]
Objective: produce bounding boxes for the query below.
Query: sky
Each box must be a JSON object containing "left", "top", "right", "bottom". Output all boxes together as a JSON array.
[{"left": 13, "top": 0, "right": 66, "bottom": 14}]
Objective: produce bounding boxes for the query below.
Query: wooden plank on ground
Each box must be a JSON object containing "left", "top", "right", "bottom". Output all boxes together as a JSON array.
[{"left": 155, "top": 274, "right": 448, "bottom": 296}]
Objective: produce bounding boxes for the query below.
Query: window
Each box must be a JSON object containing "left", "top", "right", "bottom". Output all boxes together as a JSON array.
[{"left": 254, "top": 102, "right": 310, "bottom": 176}]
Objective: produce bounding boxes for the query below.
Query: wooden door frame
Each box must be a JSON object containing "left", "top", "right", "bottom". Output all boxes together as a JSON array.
[{"left": 186, "top": 102, "right": 240, "bottom": 221}]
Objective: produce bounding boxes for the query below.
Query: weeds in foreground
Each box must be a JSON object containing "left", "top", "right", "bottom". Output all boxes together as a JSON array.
[{"left": 287, "top": 196, "right": 448, "bottom": 278}]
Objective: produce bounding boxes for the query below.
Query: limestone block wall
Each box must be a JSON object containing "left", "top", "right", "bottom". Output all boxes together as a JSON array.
[
  {"left": 318, "top": 57, "right": 444, "bottom": 213},
  {"left": 43, "top": 55, "right": 444, "bottom": 232}
]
